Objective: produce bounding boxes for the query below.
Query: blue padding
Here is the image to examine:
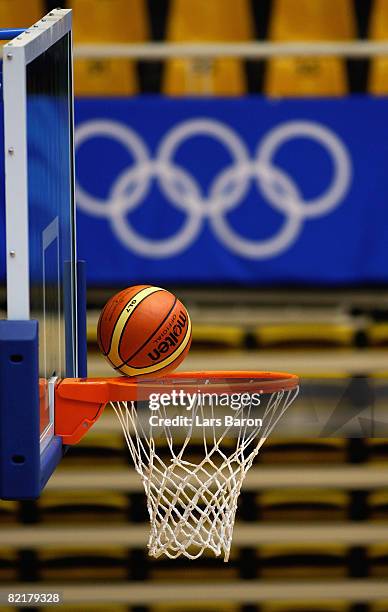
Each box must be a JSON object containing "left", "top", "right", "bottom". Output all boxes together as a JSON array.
[
  {"left": 0, "top": 321, "right": 64, "bottom": 499},
  {"left": 0, "top": 28, "right": 26, "bottom": 40},
  {"left": 77, "top": 260, "right": 87, "bottom": 377},
  {"left": 0, "top": 320, "right": 40, "bottom": 499}
]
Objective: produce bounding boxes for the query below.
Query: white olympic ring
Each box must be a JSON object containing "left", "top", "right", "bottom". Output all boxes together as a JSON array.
[{"left": 75, "top": 117, "right": 352, "bottom": 259}]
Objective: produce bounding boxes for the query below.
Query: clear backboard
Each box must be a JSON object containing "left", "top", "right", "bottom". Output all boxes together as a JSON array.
[{"left": 0, "top": 9, "right": 86, "bottom": 500}]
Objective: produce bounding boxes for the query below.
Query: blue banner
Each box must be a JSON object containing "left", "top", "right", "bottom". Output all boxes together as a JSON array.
[{"left": 4, "top": 97, "right": 388, "bottom": 286}]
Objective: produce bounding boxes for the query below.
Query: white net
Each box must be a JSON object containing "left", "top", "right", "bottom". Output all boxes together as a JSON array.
[{"left": 111, "top": 384, "right": 299, "bottom": 561}]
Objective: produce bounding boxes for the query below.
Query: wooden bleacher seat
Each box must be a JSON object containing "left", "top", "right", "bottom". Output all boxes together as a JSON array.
[
  {"left": 260, "top": 600, "right": 348, "bottom": 612},
  {"left": 0, "top": 0, "right": 42, "bottom": 29},
  {"left": 369, "top": 544, "right": 388, "bottom": 578},
  {"left": 259, "top": 438, "right": 347, "bottom": 464},
  {"left": 372, "top": 603, "right": 388, "bottom": 612},
  {"left": 258, "top": 489, "right": 348, "bottom": 522},
  {"left": 39, "top": 547, "right": 128, "bottom": 581},
  {"left": 367, "top": 438, "right": 388, "bottom": 463},
  {"left": 151, "top": 605, "right": 238, "bottom": 612},
  {"left": 0, "top": 549, "right": 17, "bottom": 582},
  {"left": 265, "top": 0, "right": 355, "bottom": 96},
  {"left": 0, "top": 499, "right": 19, "bottom": 525},
  {"left": 368, "top": 322, "right": 388, "bottom": 346},
  {"left": 192, "top": 324, "right": 245, "bottom": 349},
  {"left": 150, "top": 555, "right": 238, "bottom": 582},
  {"left": 254, "top": 321, "right": 355, "bottom": 347},
  {"left": 370, "top": 490, "right": 388, "bottom": 521},
  {"left": 44, "top": 608, "right": 129, "bottom": 612},
  {"left": 258, "top": 543, "right": 348, "bottom": 579},
  {"left": 163, "top": 0, "right": 253, "bottom": 95},
  {"left": 61, "top": 431, "right": 126, "bottom": 467},
  {"left": 39, "top": 490, "right": 128, "bottom": 524},
  {"left": 369, "top": 0, "right": 388, "bottom": 94},
  {"left": 72, "top": 0, "right": 148, "bottom": 96}
]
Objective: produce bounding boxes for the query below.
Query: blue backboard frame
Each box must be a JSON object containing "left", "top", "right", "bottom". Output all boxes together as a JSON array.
[{"left": 0, "top": 10, "right": 87, "bottom": 500}]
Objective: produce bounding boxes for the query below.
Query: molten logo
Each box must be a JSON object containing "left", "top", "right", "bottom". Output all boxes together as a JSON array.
[{"left": 148, "top": 311, "right": 188, "bottom": 361}]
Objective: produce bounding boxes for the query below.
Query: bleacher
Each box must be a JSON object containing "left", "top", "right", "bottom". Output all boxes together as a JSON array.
[{"left": 67, "top": 0, "right": 388, "bottom": 96}]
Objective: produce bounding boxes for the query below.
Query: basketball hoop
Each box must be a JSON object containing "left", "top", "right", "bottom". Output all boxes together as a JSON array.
[{"left": 55, "top": 371, "right": 299, "bottom": 561}]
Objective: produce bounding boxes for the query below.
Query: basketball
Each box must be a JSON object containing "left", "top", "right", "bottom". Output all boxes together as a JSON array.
[{"left": 97, "top": 285, "right": 192, "bottom": 377}]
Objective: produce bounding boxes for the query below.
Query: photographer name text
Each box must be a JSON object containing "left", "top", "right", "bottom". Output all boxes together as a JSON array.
[{"left": 149, "top": 415, "right": 263, "bottom": 427}]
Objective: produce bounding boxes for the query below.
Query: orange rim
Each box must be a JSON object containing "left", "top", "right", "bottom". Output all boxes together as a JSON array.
[
  {"left": 55, "top": 371, "right": 299, "bottom": 445},
  {"left": 155, "top": 370, "right": 299, "bottom": 384},
  {"left": 133, "top": 371, "right": 299, "bottom": 392},
  {"left": 59, "top": 371, "right": 299, "bottom": 402}
]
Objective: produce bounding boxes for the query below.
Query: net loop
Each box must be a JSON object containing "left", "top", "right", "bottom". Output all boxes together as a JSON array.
[{"left": 111, "top": 380, "right": 298, "bottom": 561}]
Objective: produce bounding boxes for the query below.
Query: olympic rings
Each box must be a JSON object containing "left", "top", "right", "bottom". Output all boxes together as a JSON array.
[{"left": 75, "top": 118, "right": 352, "bottom": 259}]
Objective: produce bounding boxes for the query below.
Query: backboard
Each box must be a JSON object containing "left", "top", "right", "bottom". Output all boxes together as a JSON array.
[{"left": 0, "top": 9, "right": 86, "bottom": 500}]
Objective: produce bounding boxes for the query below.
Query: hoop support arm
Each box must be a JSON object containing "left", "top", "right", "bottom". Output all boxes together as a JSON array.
[
  {"left": 55, "top": 379, "right": 110, "bottom": 445},
  {"left": 55, "top": 377, "right": 145, "bottom": 444}
]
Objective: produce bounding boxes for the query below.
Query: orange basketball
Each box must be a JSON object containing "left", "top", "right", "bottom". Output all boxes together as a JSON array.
[{"left": 97, "top": 285, "right": 192, "bottom": 378}]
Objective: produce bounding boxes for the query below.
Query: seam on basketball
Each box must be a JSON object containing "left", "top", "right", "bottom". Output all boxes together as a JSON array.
[{"left": 114, "top": 296, "right": 178, "bottom": 370}]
